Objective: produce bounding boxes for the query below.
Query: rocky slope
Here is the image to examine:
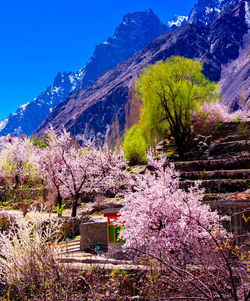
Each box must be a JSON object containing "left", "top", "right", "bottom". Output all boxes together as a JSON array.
[
  {"left": 219, "top": 1, "right": 250, "bottom": 110},
  {"left": 80, "top": 9, "right": 168, "bottom": 89},
  {"left": 174, "top": 120, "right": 250, "bottom": 241},
  {"left": 34, "top": 0, "right": 249, "bottom": 138},
  {"left": 0, "top": 10, "right": 168, "bottom": 137}
]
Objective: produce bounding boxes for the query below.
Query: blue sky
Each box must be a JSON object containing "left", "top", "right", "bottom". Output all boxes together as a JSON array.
[{"left": 0, "top": 0, "right": 196, "bottom": 120}]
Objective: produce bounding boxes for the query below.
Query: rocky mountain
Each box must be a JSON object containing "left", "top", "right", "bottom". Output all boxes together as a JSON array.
[
  {"left": 0, "top": 9, "right": 168, "bottom": 137},
  {"left": 219, "top": 0, "right": 250, "bottom": 111},
  {"left": 80, "top": 9, "right": 168, "bottom": 89},
  {"left": 188, "top": 0, "right": 240, "bottom": 26},
  {"left": 219, "top": 34, "right": 250, "bottom": 111},
  {"left": 34, "top": 0, "right": 249, "bottom": 138},
  {"left": 0, "top": 71, "right": 83, "bottom": 136}
]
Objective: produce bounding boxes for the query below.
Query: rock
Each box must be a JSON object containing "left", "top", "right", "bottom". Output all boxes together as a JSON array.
[
  {"left": 205, "top": 136, "right": 213, "bottom": 145},
  {"left": 0, "top": 211, "right": 16, "bottom": 232},
  {"left": 197, "top": 135, "right": 206, "bottom": 143},
  {"left": 113, "top": 250, "right": 125, "bottom": 260},
  {"left": 156, "top": 140, "right": 169, "bottom": 151},
  {"left": 209, "top": 140, "right": 250, "bottom": 157}
]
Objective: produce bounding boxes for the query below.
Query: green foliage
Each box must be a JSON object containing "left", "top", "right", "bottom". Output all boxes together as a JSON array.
[
  {"left": 135, "top": 56, "right": 219, "bottom": 157},
  {"left": 122, "top": 125, "right": 148, "bottom": 165},
  {"left": 237, "top": 122, "right": 249, "bottom": 136},
  {"left": 0, "top": 185, "right": 44, "bottom": 210},
  {"left": 52, "top": 201, "right": 65, "bottom": 217},
  {"left": 31, "top": 134, "right": 49, "bottom": 149}
]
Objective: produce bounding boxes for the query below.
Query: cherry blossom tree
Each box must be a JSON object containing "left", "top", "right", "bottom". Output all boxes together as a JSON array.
[
  {"left": 0, "top": 135, "right": 39, "bottom": 187},
  {"left": 35, "top": 129, "right": 72, "bottom": 213},
  {"left": 192, "top": 101, "right": 248, "bottom": 135},
  {"left": 118, "top": 154, "right": 248, "bottom": 300},
  {"left": 37, "top": 129, "right": 132, "bottom": 217}
]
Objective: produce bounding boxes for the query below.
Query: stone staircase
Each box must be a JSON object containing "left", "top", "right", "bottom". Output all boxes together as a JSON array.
[
  {"left": 172, "top": 121, "right": 250, "bottom": 242},
  {"left": 57, "top": 242, "right": 145, "bottom": 271},
  {"left": 177, "top": 157, "right": 250, "bottom": 194},
  {"left": 174, "top": 121, "right": 250, "bottom": 195},
  {"left": 57, "top": 239, "right": 81, "bottom": 255}
]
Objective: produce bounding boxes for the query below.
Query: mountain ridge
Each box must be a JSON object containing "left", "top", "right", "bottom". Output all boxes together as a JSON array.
[
  {"left": 1, "top": 0, "right": 249, "bottom": 137},
  {"left": 0, "top": 9, "right": 168, "bottom": 137},
  {"left": 34, "top": 0, "right": 249, "bottom": 138}
]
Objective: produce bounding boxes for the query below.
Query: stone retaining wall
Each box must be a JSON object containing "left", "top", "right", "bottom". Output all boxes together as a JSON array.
[{"left": 80, "top": 222, "right": 107, "bottom": 251}]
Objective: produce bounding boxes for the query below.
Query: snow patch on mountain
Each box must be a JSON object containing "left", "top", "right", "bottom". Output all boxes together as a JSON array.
[
  {"left": 245, "top": 0, "right": 250, "bottom": 26},
  {"left": 188, "top": 0, "right": 240, "bottom": 27},
  {"left": 0, "top": 69, "right": 83, "bottom": 137},
  {"left": 168, "top": 16, "right": 188, "bottom": 28},
  {"left": 0, "top": 118, "right": 8, "bottom": 132},
  {"left": 19, "top": 102, "right": 30, "bottom": 112}
]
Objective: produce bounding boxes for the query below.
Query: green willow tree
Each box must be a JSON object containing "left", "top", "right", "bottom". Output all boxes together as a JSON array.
[{"left": 135, "top": 56, "right": 219, "bottom": 158}]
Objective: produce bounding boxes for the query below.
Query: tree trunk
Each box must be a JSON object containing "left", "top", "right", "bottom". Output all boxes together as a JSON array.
[
  {"left": 71, "top": 199, "right": 78, "bottom": 217},
  {"left": 15, "top": 174, "right": 20, "bottom": 188},
  {"left": 57, "top": 194, "right": 63, "bottom": 217},
  {"left": 174, "top": 134, "right": 185, "bottom": 159},
  {"left": 174, "top": 129, "right": 191, "bottom": 159}
]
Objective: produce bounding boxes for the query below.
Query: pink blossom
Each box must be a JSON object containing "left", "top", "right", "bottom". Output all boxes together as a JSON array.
[{"left": 118, "top": 155, "right": 229, "bottom": 266}]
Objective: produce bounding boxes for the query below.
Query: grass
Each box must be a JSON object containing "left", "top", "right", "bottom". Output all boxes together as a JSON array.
[{"left": 90, "top": 210, "right": 103, "bottom": 216}]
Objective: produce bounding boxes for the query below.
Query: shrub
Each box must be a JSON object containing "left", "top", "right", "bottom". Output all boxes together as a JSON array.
[
  {"left": 0, "top": 210, "right": 67, "bottom": 299},
  {"left": 122, "top": 125, "right": 148, "bottom": 165}
]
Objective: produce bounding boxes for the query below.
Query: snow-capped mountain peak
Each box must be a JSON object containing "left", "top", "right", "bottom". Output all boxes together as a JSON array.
[{"left": 0, "top": 69, "right": 83, "bottom": 137}]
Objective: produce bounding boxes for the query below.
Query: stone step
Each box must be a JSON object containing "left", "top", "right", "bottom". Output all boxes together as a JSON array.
[
  {"left": 174, "top": 156, "right": 250, "bottom": 172},
  {"left": 59, "top": 255, "right": 130, "bottom": 266},
  {"left": 61, "top": 249, "right": 80, "bottom": 254},
  {"left": 58, "top": 255, "right": 148, "bottom": 271},
  {"left": 209, "top": 140, "right": 250, "bottom": 157},
  {"left": 203, "top": 192, "right": 250, "bottom": 207},
  {"left": 63, "top": 240, "right": 81, "bottom": 245},
  {"left": 60, "top": 248, "right": 81, "bottom": 254},
  {"left": 59, "top": 239, "right": 80, "bottom": 244},
  {"left": 180, "top": 179, "right": 249, "bottom": 194},
  {"left": 57, "top": 240, "right": 80, "bottom": 254},
  {"left": 60, "top": 244, "right": 80, "bottom": 250},
  {"left": 58, "top": 262, "right": 148, "bottom": 271},
  {"left": 211, "top": 121, "right": 250, "bottom": 140},
  {"left": 180, "top": 169, "right": 250, "bottom": 180},
  {"left": 218, "top": 135, "right": 250, "bottom": 143}
]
